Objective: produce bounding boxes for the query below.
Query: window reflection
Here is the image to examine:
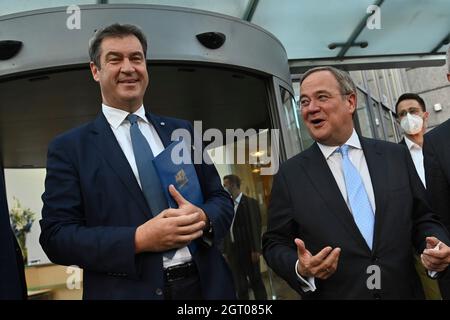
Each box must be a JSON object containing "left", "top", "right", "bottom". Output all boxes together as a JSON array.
[
  {"left": 381, "top": 106, "right": 397, "bottom": 142},
  {"left": 356, "top": 89, "right": 374, "bottom": 138},
  {"left": 280, "top": 86, "right": 308, "bottom": 157}
]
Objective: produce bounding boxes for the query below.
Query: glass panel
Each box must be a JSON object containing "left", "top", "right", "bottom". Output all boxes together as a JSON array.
[
  {"left": 371, "top": 98, "right": 384, "bottom": 139},
  {"left": 349, "top": 0, "right": 450, "bottom": 56},
  {"left": 356, "top": 89, "right": 373, "bottom": 138},
  {"left": 251, "top": 0, "right": 374, "bottom": 59},
  {"left": 280, "top": 86, "right": 305, "bottom": 157},
  {"left": 292, "top": 80, "right": 314, "bottom": 150},
  {"left": 365, "top": 70, "right": 380, "bottom": 101},
  {"left": 0, "top": 0, "right": 96, "bottom": 16},
  {"left": 381, "top": 106, "right": 396, "bottom": 142},
  {"left": 107, "top": 0, "right": 250, "bottom": 18},
  {"left": 350, "top": 70, "right": 365, "bottom": 90},
  {"left": 376, "top": 70, "right": 394, "bottom": 109}
]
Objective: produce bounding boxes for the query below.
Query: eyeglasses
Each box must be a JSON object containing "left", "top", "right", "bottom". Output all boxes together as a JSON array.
[{"left": 397, "top": 107, "right": 422, "bottom": 118}]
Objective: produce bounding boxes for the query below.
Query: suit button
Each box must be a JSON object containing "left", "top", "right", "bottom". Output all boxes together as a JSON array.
[
  {"left": 373, "top": 293, "right": 381, "bottom": 299},
  {"left": 155, "top": 288, "right": 163, "bottom": 296}
]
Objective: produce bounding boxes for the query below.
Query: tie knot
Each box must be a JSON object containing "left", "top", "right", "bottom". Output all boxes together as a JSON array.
[
  {"left": 127, "top": 114, "right": 139, "bottom": 125},
  {"left": 339, "top": 144, "right": 350, "bottom": 157}
]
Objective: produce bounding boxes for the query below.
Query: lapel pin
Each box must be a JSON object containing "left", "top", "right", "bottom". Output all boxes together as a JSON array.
[{"left": 160, "top": 122, "right": 165, "bottom": 126}]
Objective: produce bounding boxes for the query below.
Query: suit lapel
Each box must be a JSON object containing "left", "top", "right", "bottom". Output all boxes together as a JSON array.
[
  {"left": 90, "top": 114, "right": 151, "bottom": 219},
  {"left": 360, "top": 137, "right": 388, "bottom": 253},
  {"left": 145, "top": 112, "right": 172, "bottom": 148},
  {"left": 300, "top": 143, "right": 371, "bottom": 252}
]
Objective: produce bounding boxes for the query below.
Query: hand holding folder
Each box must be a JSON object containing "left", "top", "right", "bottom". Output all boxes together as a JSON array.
[{"left": 152, "top": 139, "right": 204, "bottom": 208}]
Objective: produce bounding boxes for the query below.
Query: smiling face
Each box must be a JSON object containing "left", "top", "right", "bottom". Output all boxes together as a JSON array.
[
  {"left": 300, "top": 70, "right": 356, "bottom": 146},
  {"left": 90, "top": 35, "right": 148, "bottom": 113}
]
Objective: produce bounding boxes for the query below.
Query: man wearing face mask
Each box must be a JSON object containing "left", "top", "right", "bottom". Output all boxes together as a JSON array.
[
  {"left": 395, "top": 93, "right": 441, "bottom": 299},
  {"left": 396, "top": 93, "right": 429, "bottom": 187}
]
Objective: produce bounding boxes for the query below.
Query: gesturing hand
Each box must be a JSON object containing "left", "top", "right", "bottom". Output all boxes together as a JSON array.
[
  {"left": 421, "top": 237, "right": 450, "bottom": 272},
  {"left": 295, "top": 238, "right": 341, "bottom": 280}
]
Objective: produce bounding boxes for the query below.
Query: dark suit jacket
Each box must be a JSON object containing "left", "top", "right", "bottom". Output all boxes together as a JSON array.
[
  {"left": 224, "top": 195, "right": 262, "bottom": 271},
  {"left": 263, "top": 136, "right": 450, "bottom": 299},
  {"left": 0, "top": 167, "right": 27, "bottom": 300},
  {"left": 399, "top": 137, "right": 407, "bottom": 147},
  {"left": 40, "top": 112, "right": 235, "bottom": 300},
  {"left": 424, "top": 119, "right": 450, "bottom": 233}
]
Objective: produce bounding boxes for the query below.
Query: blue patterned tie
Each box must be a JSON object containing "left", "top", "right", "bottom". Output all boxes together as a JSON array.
[
  {"left": 339, "top": 144, "right": 375, "bottom": 249},
  {"left": 127, "top": 114, "right": 176, "bottom": 258}
]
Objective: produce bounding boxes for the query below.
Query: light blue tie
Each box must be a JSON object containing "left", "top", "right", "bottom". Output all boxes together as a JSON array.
[
  {"left": 127, "top": 114, "right": 168, "bottom": 216},
  {"left": 339, "top": 144, "right": 375, "bottom": 249},
  {"left": 127, "top": 114, "right": 176, "bottom": 258}
]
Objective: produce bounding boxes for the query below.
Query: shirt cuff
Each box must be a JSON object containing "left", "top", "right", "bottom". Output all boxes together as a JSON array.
[{"left": 295, "top": 260, "right": 317, "bottom": 292}]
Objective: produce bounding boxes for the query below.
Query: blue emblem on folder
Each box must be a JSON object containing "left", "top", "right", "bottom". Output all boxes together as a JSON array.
[{"left": 153, "top": 139, "right": 204, "bottom": 208}]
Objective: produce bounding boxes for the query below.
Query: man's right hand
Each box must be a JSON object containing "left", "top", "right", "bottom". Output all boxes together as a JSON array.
[
  {"left": 294, "top": 238, "right": 341, "bottom": 280},
  {"left": 134, "top": 211, "right": 205, "bottom": 253}
]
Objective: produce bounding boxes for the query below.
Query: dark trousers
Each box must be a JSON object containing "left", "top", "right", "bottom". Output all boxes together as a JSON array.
[
  {"left": 228, "top": 254, "right": 267, "bottom": 300},
  {"left": 163, "top": 264, "right": 203, "bottom": 300},
  {"left": 439, "top": 275, "right": 450, "bottom": 300}
]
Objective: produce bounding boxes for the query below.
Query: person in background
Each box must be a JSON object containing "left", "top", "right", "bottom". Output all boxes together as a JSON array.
[
  {"left": 223, "top": 174, "right": 267, "bottom": 300},
  {"left": 395, "top": 93, "right": 441, "bottom": 299}
]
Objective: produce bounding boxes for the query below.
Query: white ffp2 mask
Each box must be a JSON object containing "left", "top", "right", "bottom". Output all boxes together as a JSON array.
[{"left": 400, "top": 113, "right": 423, "bottom": 135}]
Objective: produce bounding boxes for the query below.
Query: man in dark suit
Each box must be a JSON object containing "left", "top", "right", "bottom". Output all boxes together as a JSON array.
[
  {"left": 0, "top": 164, "right": 27, "bottom": 300},
  {"left": 395, "top": 93, "right": 441, "bottom": 299},
  {"left": 263, "top": 66, "right": 450, "bottom": 299},
  {"left": 396, "top": 93, "right": 429, "bottom": 185},
  {"left": 222, "top": 174, "right": 267, "bottom": 300},
  {"left": 423, "top": 47, "right": 450, "bottom": 299},
  {"left": 39, "top": 23, "right": 235, "bottom": 300}
]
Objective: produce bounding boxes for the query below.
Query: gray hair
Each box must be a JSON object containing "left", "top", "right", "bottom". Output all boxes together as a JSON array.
[
  {"left": 89, "top": 23, "right": 147, "bottom": 69},
  {"left": 300, "top": 66, "right": 356, "bottom": 96}
]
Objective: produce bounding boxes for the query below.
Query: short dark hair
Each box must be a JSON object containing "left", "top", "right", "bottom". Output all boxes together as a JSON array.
[
  {"left": 395, "top": 93, "right": 426, "bottom": 116},
  {"left": 89, "top": 23, "right": 147, "bottom": 68},
  {"left": 223, "top": 174, "right": 241, "bottom": 188}
]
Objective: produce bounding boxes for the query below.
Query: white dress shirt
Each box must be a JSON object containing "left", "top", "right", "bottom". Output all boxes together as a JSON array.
[
  {"left": 295, "top": 129, "right": 376, "bottom": 292},
  {"left": 229, "top": 192, "right": 243, "bottom": 243},
  {"left": 404, "top": 136, "right": 426, "bottom": 187},
  {"left": 102, "top": 104, "right": 192, "bottom": 268}
]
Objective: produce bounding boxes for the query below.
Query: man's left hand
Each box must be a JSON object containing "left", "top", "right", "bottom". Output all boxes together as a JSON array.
[
  {"left": 164, "top": 185, "right": 209, "bottom": 229},
  {"left": 421, "top": 236, "right": 450, "bottom": 272}
]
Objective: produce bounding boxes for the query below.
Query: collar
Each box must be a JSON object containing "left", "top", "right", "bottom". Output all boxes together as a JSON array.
[
  {"left": 234, "top": 192, "right": 243, "bottom": 205},
  {"left": 404, "top": 136, "right": 421, "bottom": 151},
  {"left": 102, "top": 104, "right": 148, "bottom": 129},
  {"left": 317, "top": 129, "right": 362, "bottom": 160}
]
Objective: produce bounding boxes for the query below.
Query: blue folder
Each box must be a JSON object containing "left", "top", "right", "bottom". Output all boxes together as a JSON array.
[{"left": 153, "top": 139, "right": 204, "bottom": 208}]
